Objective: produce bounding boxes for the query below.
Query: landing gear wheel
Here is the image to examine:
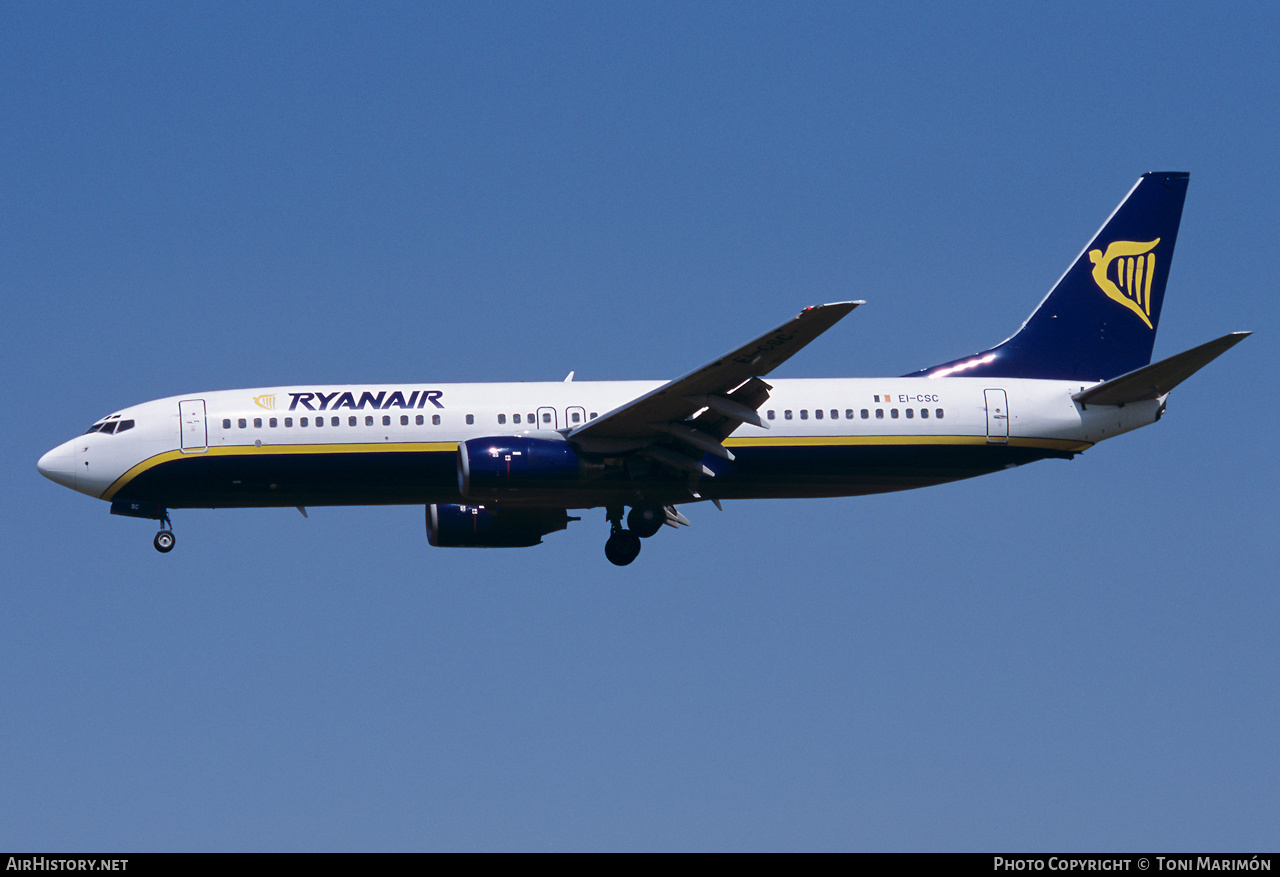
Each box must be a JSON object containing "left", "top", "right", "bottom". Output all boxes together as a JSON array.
[
  {"left": 605, "top": 530, "right": 642, "bottom": 566},
  {"left": 154, "top": 530, "right": 175, "bottom": 553},
  {"left": 627, "top": 505, "right": 665, "bottom": 538}
]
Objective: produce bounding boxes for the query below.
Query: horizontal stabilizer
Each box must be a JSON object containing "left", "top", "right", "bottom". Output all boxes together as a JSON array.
[{"left": 1073, "top": 332, "right": 1250, "bottom": 406}]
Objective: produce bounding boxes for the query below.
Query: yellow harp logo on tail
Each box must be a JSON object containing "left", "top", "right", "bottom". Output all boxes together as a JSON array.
[{"left": 1088, "top": 239, "right": 1160, "bottom": 329}]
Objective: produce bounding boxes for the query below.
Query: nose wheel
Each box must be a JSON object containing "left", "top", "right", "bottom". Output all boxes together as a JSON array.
[{"left": 153, "top": 510, "right": 175, "bottom": 553}]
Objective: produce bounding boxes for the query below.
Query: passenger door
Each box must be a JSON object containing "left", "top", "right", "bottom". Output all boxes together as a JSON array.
[
  {"left": 179, "top": 399, "right": 208, "bottom": 452},
  {"left": 984, "top": 389, "right": 1009, "bottom": 443}
]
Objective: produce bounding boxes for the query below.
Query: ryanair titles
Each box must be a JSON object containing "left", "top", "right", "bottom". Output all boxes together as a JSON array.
[{"left": 285, "top": 389, "right": 445, "bottom": 411}]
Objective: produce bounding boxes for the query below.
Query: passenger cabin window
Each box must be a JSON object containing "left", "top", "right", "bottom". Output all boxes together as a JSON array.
[
  {"left": 301, "top": 417, "right": 309, "bottom": 427},
  {"left": 284, "top": 418, "right": 293, "bottom": 427},
  {"left": 365, "top": 416, "right": 373, "bottom": 426},
  {"left": 935, "top": 409, "right": 944, "bottom": 419},
  {"left": 382, "top": 415, "right": 390, "bottom": 426},
  {"left": 814, "top": 409, "right": 823, "bottom": 420},
  {"left": 238, "top": 418, "right": 247, "bottom": 429},
  {"left": 891, "top": 409, "right": 899, "bottom": 418},
  {"left": 466, "top": 414, "right": 475, "bottom": 425},
  {"left": 571, "top": 411, "right": 581, "bottom": 424},
  {"left": 432, "top": 414, "right": 441, "bottom": 425},
  {"left": 254, "top": 418, "right": 263, "bottom": 428},
  {"left": 800, "top": 410, "right": 808, "bottom": 420},
  {"left": 875, "top": 409, "right": 884, "bottom": 419},
  {"left": 905, "top": 409, "right": 913, "bottom": 419},
  {"left": 498, "top": 414, "right": 506, "bottom": 425},
  {"left": 416, "top": 414, "right": 424, "bottom": 425},
  {"left": 860, "top": 409, "right": 869, "bottom": 419},
  {"left": 920, "top": 409, "right": 929, "bottom": 419},
  {"left": 222, "top": 419, "right": 232, "bottom": 429},
  {"left": 331, "top": 416, "right": 339, "bottom": 427},
  {"left": 270, "top": 418, "right": 278, "bottom": 428},
  {"left": 400, "top": 415, "right": 409, "bottom": 426},
  {"left": 784, "top": 410, "right": 793, "bottom": 420},
  {"left": 349, "top": 416, "right": 357, "bottom": 426},
  {"left": 767, "top": 410, "right": 775, "bottom": 420}
]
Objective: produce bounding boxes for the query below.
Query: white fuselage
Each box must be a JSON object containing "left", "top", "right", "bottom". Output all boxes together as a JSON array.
[{"left": 38, "top": 376, "right": 1161, "bottom": 510}]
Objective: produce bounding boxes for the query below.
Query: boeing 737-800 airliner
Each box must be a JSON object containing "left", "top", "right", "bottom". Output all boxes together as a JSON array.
[{"left": 38, "top": 172, "right": 1248, "bottom": 565}]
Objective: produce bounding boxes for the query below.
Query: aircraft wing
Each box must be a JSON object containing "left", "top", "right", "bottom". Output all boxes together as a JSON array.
[{"left": 568, "top": 301, "right": 862, "bottom": 461}]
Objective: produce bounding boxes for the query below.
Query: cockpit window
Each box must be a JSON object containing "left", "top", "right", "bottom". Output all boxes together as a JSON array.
[{"left": 84, "top": 415, "right": 133, "bottom": 435}]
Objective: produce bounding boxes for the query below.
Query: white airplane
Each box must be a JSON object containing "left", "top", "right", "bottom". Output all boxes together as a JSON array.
[{"left": 38, "top": 172, "right": 1248, "bottom": 565}]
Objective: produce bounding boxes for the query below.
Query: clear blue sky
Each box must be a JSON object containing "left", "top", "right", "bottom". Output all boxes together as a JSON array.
[{"left": 3, "top": 2, "right": 1276, "bottom": 851}]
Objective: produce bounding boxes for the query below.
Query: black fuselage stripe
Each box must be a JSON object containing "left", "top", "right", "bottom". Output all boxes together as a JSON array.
[{"left": 111, "top": 441, "right": 1077, "bottom": 508}]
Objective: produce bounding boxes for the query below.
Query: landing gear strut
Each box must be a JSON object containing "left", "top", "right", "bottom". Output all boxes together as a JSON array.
[
  {"left": 604, "top": 506, "right": 642, "bottom": 566},
  {"left": 153, "top": 510, "right": 175, "bottom": 553}
]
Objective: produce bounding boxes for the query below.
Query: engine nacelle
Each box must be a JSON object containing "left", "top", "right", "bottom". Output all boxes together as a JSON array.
[
  {"left": 427, "top": 503, "right": 573, "bottom": 548},
  {"left": 458, "top": 436, "right": 581, "bottom": 499}
]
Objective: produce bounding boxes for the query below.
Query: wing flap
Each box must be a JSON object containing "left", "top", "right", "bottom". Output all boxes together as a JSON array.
[{"left": 688, "top": 377, "right": 774, "bottom": 440}]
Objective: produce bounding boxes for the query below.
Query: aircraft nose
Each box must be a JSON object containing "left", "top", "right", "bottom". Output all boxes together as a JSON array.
[{"left": 37, "top": 440, "right": 77, "bottom": 490}]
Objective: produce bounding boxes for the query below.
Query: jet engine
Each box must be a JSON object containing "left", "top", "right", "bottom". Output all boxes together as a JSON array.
[
  {"left": 426, "top": 503, "right": 575, "bottom": 548},
  {"left": 458, "top": 436, "right": 581, "bottom": 498}
]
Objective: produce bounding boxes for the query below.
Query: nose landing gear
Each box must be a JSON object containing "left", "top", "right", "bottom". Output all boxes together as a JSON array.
[
  {"left": 109, "top": 499, "right": 177, "bottom": 553},
  {"left": 153, "top": 510, "right": 175, "bottom": 553}
]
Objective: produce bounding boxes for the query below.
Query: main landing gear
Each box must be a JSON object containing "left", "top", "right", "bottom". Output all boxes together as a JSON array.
[
  {"left": 603, "top": 505, "right": 666, "bottom": 566},
  {"left": 153, "top": 510, "right": 175, "bottom": 553}
]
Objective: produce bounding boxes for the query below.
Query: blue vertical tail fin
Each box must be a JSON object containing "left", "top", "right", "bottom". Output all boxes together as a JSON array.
[{"left": 910, "top": 172, "right": 1190, "bottom": 381}]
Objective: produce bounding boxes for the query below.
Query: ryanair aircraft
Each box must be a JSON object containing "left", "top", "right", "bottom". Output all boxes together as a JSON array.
[{"left": 38, "top": 172, "right": 1248, "bottom": 565}]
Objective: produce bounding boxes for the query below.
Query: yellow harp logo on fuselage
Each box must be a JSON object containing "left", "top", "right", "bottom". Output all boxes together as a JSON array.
[
  {"left": 253, "top": 394, "right": 276, "bottom": 410},
  {"left": 1088, "top": 238, "right": 1159, "bottom": 329}
]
